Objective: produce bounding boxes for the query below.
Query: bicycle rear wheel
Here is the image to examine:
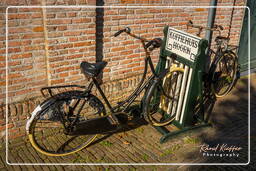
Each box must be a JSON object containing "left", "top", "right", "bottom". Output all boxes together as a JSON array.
[
  {"left": 27, "top": 91, "right": 105, "bottom": 156},
  {"left": 144, "top": 67, "right": 184, "bottom": 126},
  {"left": 211, "top": 51, "right": 238, "bottom": 98}
]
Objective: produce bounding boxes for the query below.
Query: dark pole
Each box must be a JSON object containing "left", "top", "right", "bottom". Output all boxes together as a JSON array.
[
  {"left": 205, "top": 0, "right": 217, "bottom": 72},
  {"left": 95, "top": 0, "right": 104, "bottom": 62},
  {"left": 227, "top": 0, "right": 237, "bottom": 38},
  {"left": 95, "top": 0, "right": 104, "bottom": 83}
]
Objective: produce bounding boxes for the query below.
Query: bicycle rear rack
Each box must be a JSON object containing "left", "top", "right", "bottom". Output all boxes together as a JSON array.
[{"left": 41, "top": 85, "right": 86, "bottom": 98}]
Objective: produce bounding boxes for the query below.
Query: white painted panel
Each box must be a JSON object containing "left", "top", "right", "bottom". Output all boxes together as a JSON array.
[{"left": 179, "top": 67, "right": 193, "bottom": 124}]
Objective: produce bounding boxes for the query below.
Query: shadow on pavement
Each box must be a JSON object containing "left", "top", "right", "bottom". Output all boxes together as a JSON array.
[{"left": 185, "top": 75, "right": 255, "bottom": 169}]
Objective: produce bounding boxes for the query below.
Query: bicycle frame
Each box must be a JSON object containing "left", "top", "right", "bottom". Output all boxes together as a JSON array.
[
  {"left": 86, "top": 55, "right": 158, "bottom": 114},
  {"left": 209, "top": 43, "right": 223, "bottom": 65},
  {"left": 85, "top": 30, "right": 164, "bottom": 114}
]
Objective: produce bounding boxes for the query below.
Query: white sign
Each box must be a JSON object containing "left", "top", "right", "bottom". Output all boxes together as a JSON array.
[{"left": 165, "top": 27, "right": 201, "bottom": 62}]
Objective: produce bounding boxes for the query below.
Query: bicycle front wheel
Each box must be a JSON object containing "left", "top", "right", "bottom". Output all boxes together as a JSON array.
[
  {"left": 211, "top": 51, "right": 238, "bottom": 98},
  {"left": 27, "top": 91, "right": 105, "bottom": 156},
  {"left": 143, "top": 67, "right": 184, "bottom": 126}
]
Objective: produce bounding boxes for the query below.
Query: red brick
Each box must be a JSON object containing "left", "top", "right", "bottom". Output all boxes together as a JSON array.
[
  {"left": 49, "top": 43, "right": 73, "bottom": 50},
  {"left": 74, "top": 41, "right": 92, "bottom": 47},
  {"left": 10, "top": 53, "right": 32, "bottom": 59},
  {"left": 64, "top": 31, "right": 82, "bottom": 36},
  {"left": 24, "top": 45, "right": 44, "bottom": 51},
  {"left": 46, "top": 13, "right": 56, "bottom": 18},
  {"left": 67, "top": 12, "right": 77, "bottom": 17},
  {"left": 0, "top": 62, "right": 5, "bottom": 68},
  {"left": 9, "top": 132, "right": 26, "bottom": 139},
  {"left": 105, "top": 10, "right": 119, "bottom": 15},
  {"left": 59, "top": 72, "right": 69, "bottom": 78},
  {"left": 31, "top": 13, "right": 42, "bottom": 18},
  {"left": 15, "top": 89, "right": 31, "bottom": 96},
  {"left": 56, "top": 13, "right": 66, "bottom": 18},
  {"left": 8, "top": 61, "right": 21, "bottom": 66},
  {"left": 8, "top": 27, "right": 31, "bottom": 34},
  {"left": 8, "top": 73, "right": 22, "bottom": 79},
  {"left": 8, "top": 14, "right": 30, "bottom": 20},
  {"left": 55, "top": 66, "right": 75, "bottom": 73},
  {"left": 112, "top": 47, "right": 125, "bottom": 52},
  {"left": 33, "top": 26, "right": 44, "bottom": 32},
  {"left": 22, "top": 33, "right": 44, "bottom": 39},
  {"left": 57, "top": 26, "right": 67, "bottom": 31},
  {"left": 32, "top": 39, "right": 44, "bottom": 44},
  {"left": 112, "top": 16, "right": 127, "bottom": 20},
  {"left": 120, "top": 50, "right": 133, "bottom": 56},
  {"left": 66, "top": 54, "right": 83, "bottom": 59},
  {"left": 69, "top": 37, "right": 78, "bottom": 42},
  {"left": 70, "top": 71, "right": 79, "bottom": 75},
  {"left": 87, "top": 0, "right": 96, "bottom": 4},
  {"left": 84, "top": 30, "right": 95, "bottom": 34},
  {"left": 120, "top": 59, "right": 133, "bottom": 65},
  {"left": 127, "top": 63, "right": 139, "bottom": 68},
  {"left": 0, "top": 123, "right": 14, "bottom": 131},
  {"left": 133, "top": 66, "right": 144, "bottom": 71},
  {"left": 48, "top": 19, "right": 72, "bottom": 25},
  {"left": 18, "top": 8, "right": 41, "bottom": 12},
  {"left": 0, "top": 81, "right": 5, "bottom": 86},
  {"left": 120, "top": 0, "right": 135, "bottom": 3},
  {"left": 72, "top": 18, "right": 91, "bottom": 23},
  {"left": 195, "top": 8, "right": 207, "bottom": 12},
  {"left": 8, "top": 40, "right": 31, "bottom": 47},
  {"left": 127, "top": 54, "right": 139, "bottom": 58},
  {"left": 11, "top": 65, "right": 33, "bottom": 72},
  {"left": 0, "top": 56, "right": 4, "bottom": 61},
  {"left": 51, "top": 79, "right": 65, "bottom": 85}
]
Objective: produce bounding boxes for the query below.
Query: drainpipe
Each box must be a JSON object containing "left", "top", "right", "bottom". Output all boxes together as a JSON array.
[{"left": 205, "top": 0, "right": 217, "bottom": 72}]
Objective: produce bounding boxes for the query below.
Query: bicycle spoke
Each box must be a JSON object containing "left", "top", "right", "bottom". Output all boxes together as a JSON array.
[
  {"left": 145, "top": 68, "right": 184, "bottom": 126},
  {"left": 28, "top": 91, "right": 106, "bottom": 156},
  {"left": 211, "top": 51, "right": 238, "bottom": 97}
]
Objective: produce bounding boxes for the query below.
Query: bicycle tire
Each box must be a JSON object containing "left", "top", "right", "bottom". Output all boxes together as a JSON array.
[
  {"left": 143, "top": 67, "right": 184, "bottom": 126},
  {"left": 210, "top": 51, "right": 238, "bottom": 98},
  {"left": 27, "top": 90, "right": 105, "bottom": 156}
]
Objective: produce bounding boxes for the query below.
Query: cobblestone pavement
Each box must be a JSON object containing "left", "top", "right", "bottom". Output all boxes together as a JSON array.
[{"left": 0, "top": 73, "right": 255, "bottom": 170}]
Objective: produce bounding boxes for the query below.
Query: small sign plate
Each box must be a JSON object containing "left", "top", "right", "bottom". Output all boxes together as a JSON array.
[{"left": 166, "top": 27, "right": 201, "bottom": 62}]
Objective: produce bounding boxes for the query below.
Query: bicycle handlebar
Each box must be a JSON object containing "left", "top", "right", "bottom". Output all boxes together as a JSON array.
[
  {"left": 114, "top": 27, "right": 131, "bottom": 37},
  {"left": 186, "top": 20, "right": 223, "bottom": 36},
  {"left": 114, "top": 27, "right": 162, "bottom": 51},
  {"left": 145, "top": 38, "right": 162, "bottom": 49}
]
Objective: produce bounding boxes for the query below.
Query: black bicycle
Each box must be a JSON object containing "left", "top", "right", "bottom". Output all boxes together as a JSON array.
[
  {"left": 26, "top": 27, "right": 184, "bottom": 156},
  {"left": 187, "top": 20, "right": 239, "bottom": 97}
]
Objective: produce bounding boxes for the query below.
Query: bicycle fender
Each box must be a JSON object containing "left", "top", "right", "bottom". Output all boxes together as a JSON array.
[{"left": 25, "top": 98, "right": 57, "bottom": 133}]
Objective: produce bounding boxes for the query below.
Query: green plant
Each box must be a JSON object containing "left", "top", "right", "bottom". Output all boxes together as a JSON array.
[
  {"left": 72, "top": 155, "right": 90, "bottom": 163},
  {"left": 99, "top": 141, "right": 113, "bottom": 147},
  {"left": 183, "top": 136, "right": 200, "bottom": 144},
  {"left": 136, "top": 127, "right": 144, "bottom": 133},
  {"left": 142, "top": 153, "right": 149, "bottom": 161},
  {"left": 160, "top": 144, "right": 181, "bottom": 157}
]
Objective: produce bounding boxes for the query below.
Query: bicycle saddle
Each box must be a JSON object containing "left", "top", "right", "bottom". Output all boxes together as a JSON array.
[{"left": 80, "top": 61, "right": 107, "bottom": 77}]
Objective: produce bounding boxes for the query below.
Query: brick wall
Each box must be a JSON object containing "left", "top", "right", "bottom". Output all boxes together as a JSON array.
[{"left": 0, "top": 0, "right": 246, "bottom": 142}]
